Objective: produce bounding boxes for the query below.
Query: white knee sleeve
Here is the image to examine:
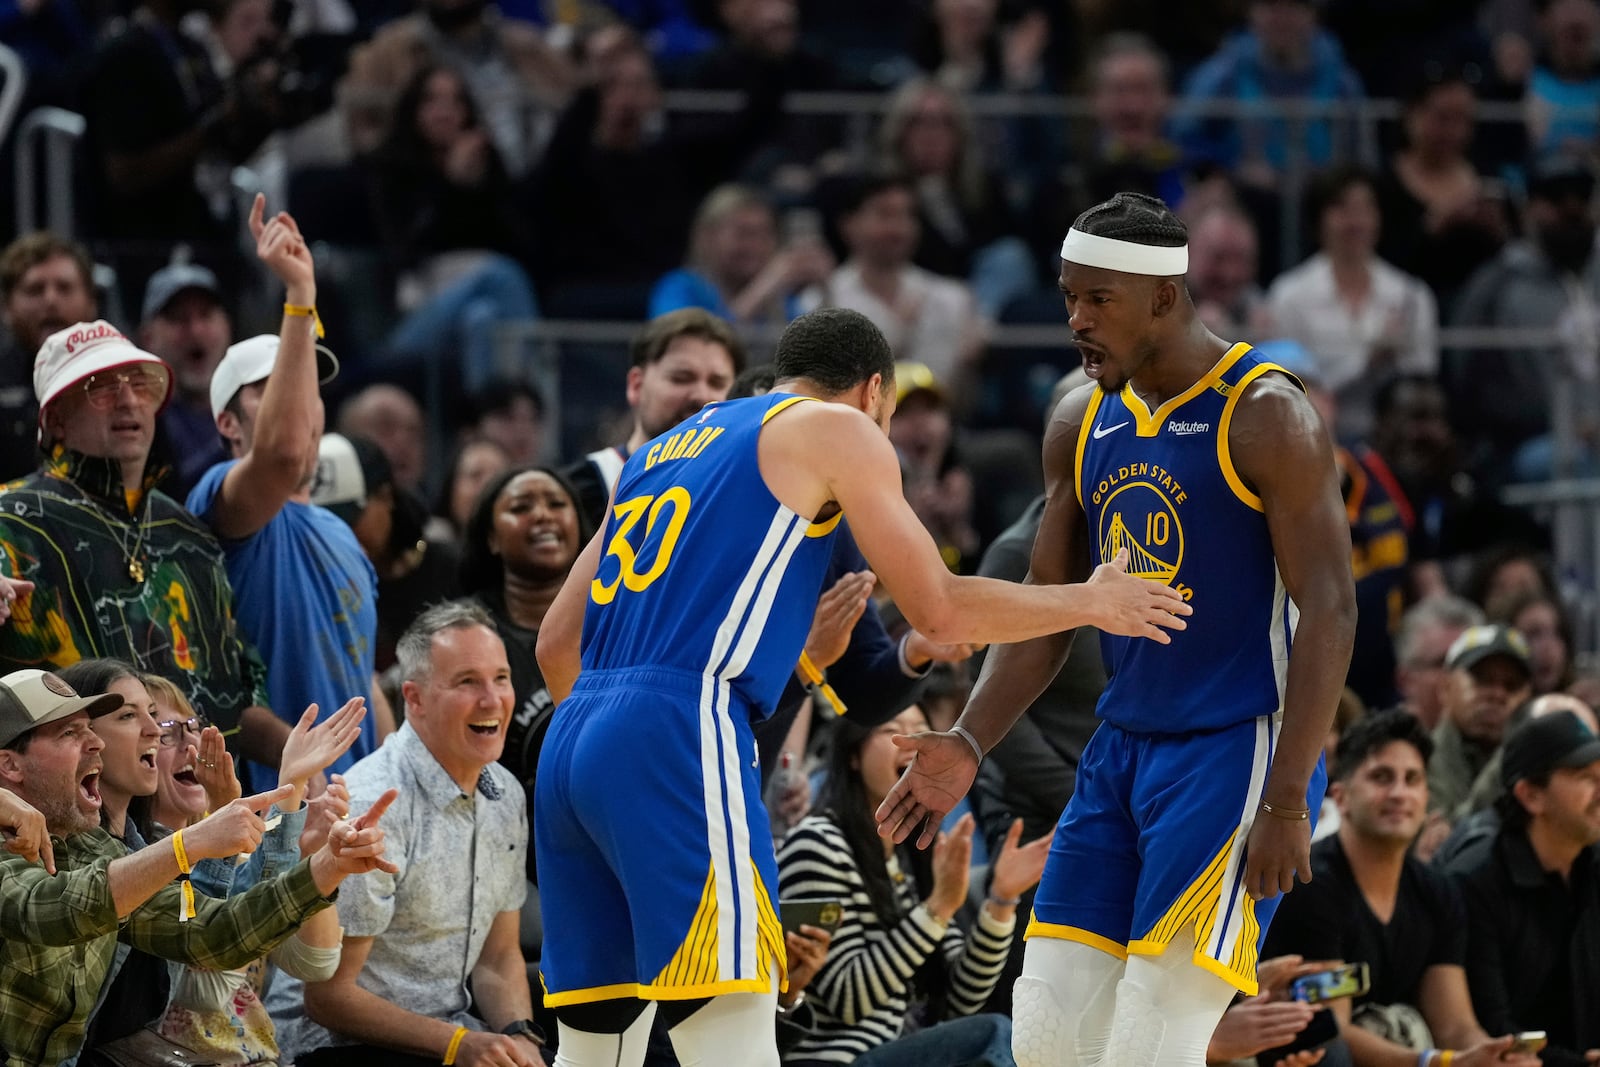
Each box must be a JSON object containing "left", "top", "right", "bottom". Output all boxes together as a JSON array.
[
  {"left": 667, "top": 992, "right": 780, "bottom": 1067},
  {"left": 1104, "top": 933, "right": 1237, "bottom": 1067},
  {"left": 1012, "top": 937, "right": 1126, "bottom": 1067},
  {"left": 553, "top": 1003, "right": 657, "bottom": 1067}
]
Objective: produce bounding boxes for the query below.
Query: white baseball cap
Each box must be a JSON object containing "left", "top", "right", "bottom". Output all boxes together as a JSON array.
[
  {"left": 33, "top": 320, "right": 173, "bottom": 420},
  {"left": 209, "top": 333, "right": 340, "bottom": 421}
]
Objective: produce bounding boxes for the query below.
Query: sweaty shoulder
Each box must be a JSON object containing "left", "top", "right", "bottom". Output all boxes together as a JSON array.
[
  {"left": 758, "top": 398, "right": 890, "bottom": 519},
  {"left": 1042, "top": 382, "right": 1099, "bottom": 480},
  {"left": 1227, "top": 369, "right": 1319, "bottom": 452}
]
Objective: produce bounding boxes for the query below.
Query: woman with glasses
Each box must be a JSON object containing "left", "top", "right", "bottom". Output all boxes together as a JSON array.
[{"left": 140, "top": 674, "right": 369, "bottom": 1067}]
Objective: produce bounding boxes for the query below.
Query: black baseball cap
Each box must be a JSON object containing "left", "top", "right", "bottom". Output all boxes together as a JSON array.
[{"left": 1502, "top": 710, "right": 1600, "bottom": 789}]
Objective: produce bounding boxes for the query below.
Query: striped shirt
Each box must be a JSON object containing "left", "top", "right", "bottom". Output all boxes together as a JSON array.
[{"left": 776, "top": 814, "right": 1013, "bottom": 1064}]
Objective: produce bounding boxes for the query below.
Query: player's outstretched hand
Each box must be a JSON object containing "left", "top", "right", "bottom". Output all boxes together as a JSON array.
[
  {"left": 875, "top": 730, "right": 980, "bottom": 849},
  {"left": 1084, "top": 548, "right": 1191, "bottom": 642},
  {"left": 1243, "top": 807, "right": 1312, "bottom": 901}
]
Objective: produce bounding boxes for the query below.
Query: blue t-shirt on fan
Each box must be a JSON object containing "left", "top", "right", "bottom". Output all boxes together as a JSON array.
[{"left": 189, "top": 460, "right": 380, "bottom": 789}]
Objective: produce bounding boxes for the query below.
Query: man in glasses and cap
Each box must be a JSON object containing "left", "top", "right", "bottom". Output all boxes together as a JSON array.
[
  {"left": 0, "top": 311, "right": 280, "bottom": 771},
  {"left": 0, "top": 666, "right": 399, "bottom": 1066}
]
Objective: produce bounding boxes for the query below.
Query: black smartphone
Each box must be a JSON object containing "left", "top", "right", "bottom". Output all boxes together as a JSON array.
[{"left": 780, "top": 898, "right": 844, "bottom": 936}]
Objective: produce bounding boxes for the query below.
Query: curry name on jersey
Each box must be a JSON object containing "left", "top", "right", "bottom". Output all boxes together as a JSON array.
[{"left": 579, "top": 393, "right": 840, "bottom": 721}]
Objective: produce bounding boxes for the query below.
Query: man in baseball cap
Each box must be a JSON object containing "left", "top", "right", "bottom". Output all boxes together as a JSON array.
[
  {"left": 1447, "top": 708, "right": 1600, "bottom": 1058},
  {"left": 1430, "top": 623, "right": 1534, "bottom": 817},
  {"left": 185, "top": 195, "right": 383, "bottom": 790},
  {"left": 0, "top": 658, "right": 398, "bottom": 1065},
  {"left": 33, "top": 320, "right": 173, "bottom": 483},
  {"left": 140, "top": 261, "right": 232, "bottom": 498}
]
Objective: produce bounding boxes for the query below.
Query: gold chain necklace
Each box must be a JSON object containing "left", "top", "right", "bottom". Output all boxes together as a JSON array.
[{"left": 81, "top": 490, "right": 154, "bottom": 583}]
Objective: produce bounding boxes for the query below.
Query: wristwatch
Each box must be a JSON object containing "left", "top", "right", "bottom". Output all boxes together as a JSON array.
[
  {"left": 776, "top": 991, "right": 806, "bottom": 1017},
  {"left": 501, "top": 1019, "right": 546, "bottom": 1046}
]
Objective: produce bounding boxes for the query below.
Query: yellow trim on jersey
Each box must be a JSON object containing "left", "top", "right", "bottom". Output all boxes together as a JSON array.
[
  {"left": 807, "top": 511, "right": 844, "bottom": 537},
  {"left": 543, "top": 977, "right": 778, "bottom": 1007},
  {"left": 1074, "top": 388, "right": 1106, "bottom": 507},
  {"left": 1023, "top": 916, "right": 1130, "bottom": 960},
  {"left": 1120, "top": 342, "right": 1252, "bottom": 437},
  {"left": 1123, "top": 828, "right": 1262, "bottom": 995},
  {"left": 762, "top": 394, "right": 817, "bottom": 423},
  {"left": 544, "top": 862, "right": 787, "bottom": 1007},
  {"left": 1217, "top": 361, "right": 1290, "bottom": 512},
  {"left": 653, "top": 864, "right": 723, "bottom": 989}
]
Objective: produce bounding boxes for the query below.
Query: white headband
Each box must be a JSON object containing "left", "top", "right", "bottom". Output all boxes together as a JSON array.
[{"left": 1060, "top": 228, "right": 1188, "bottom": 276}]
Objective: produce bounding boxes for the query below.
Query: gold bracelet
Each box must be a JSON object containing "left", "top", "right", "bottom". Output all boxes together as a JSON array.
[
  {"left": 443, "top": 1025, "right": 468, "bottom": 1065},
  {"left": 1259, "top": 800, "right": 1311, "bottom": 821},
  {"left": 283, "top": 302, "right": 325, "bottom": 339}
]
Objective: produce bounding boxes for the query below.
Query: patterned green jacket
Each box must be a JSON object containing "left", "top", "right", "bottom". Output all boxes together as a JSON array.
[{"left": 0, "top": 447, "right": 269, "bottom": 734}]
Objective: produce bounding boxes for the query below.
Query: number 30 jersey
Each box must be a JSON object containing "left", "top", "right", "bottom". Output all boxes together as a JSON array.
[
  {"left": 579, "top": 392, "right": 840, "bottom": 721},
  {"left": 1076, "top": 343, "right": 1302, "bottom": 734}
]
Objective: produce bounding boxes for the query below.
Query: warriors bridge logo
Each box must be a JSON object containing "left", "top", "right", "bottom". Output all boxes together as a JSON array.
[{"left": 1096, "top": 478, "right": 1184, "bottom": 585}]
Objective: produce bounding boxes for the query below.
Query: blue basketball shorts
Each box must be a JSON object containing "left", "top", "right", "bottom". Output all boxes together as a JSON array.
[
  {"left": 1026, "top": 714, "right": 1326, "bottom": 994},
  {"left": 534, "top": 666, "right": 786, "bottom": 1007}
]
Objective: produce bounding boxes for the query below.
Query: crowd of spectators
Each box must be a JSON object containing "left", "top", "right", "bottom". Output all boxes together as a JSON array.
[{"left": 0, "top": 0, "right": 1591, "bottom": 1065}]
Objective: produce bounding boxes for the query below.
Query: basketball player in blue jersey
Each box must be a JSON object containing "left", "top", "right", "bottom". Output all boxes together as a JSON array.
[
  {"left": 532, "top": 307, "right": 1193, "bottom": 1067},
  {"left": 878, "top": 192, "right": 1358, "bottom": 1067}
]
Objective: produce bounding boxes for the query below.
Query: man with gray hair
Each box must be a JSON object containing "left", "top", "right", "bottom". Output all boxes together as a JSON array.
[
  {"left": 1394, "top": 595, "right": 1485, "bottom": 731},
  {"left": 269, "top": 600, "right": 544, "bottom": 1067}
]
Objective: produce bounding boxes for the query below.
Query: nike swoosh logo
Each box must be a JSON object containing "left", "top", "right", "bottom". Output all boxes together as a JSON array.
[{"left": 1092, "top": 421, "right": 1129, "bottom": 440}]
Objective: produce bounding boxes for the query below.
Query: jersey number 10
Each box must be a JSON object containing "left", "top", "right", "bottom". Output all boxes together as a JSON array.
[{"left": 591, "top": 487, "right": 693, "bottom": 605}]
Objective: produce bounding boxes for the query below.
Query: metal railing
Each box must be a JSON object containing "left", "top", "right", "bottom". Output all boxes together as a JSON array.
[
  {"left": 14, "top": 107, "right": 85, "bottom": 238},
  {"left": 0, "top": 44, "right": 27, "bottom": 152}
]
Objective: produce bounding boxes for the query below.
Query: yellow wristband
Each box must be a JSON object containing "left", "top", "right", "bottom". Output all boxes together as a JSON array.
[
  {"left": 796, "top": 652, "right": 847, "bottom": 717},
  {"left": 283, "top": 303, "right": 325, "bottom": 339},
  {"left": 443, "top": 1025, "right": 468, "bottom": 1065},
  {"left": 172, "top": 829, "right": 197, "bottom": 922},
  {"left": 1439, "top": 1053, "right": 1454, "bottom": 1067}
]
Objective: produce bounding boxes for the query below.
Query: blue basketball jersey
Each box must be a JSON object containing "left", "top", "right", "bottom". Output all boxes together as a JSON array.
[
  {"left": 579, "top": 392, "right": 840, "bottom": 720},
  {"left": 1075, "top": 342, "right": 1299, "bottom": 734}
]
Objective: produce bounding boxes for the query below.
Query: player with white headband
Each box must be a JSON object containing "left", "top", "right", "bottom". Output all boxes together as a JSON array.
[{"left": 878, "top": 191, "right": 1358, "bottom": 1066}]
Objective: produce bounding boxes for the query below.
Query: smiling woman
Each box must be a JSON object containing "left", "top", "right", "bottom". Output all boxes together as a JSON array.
[{"left": 459, "top": 465, "right": 593, "bottom": 883}]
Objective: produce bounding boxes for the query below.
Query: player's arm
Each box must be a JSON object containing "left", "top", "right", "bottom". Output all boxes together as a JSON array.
[
  {"left": 537, "top": 524, "right": 606, "bottom": 704},
  {"left": 1232, "top": 375, "right": 1357, "bottom": 900},
  {"left": 952, "top": 387, "right": 1094, "bottom": 754},
  {"left": 788, "top": 404, "right": 1186, "bottom": 647}
]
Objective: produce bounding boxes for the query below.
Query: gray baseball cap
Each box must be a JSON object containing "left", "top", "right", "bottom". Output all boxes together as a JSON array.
[
  {"left": 141, "top": 263, "right": 222, "bottom": 324},
  {"left": 0, "top": 669, "right": 122, "bottom": 750}
]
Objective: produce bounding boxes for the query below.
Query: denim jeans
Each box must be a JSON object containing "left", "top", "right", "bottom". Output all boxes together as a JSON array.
[
  {"left": 850, "top": 1013, "right": 1015, "bottom": 1067},
  {"left": 385, "top": 252, "right": 539, "bottom": 392}
]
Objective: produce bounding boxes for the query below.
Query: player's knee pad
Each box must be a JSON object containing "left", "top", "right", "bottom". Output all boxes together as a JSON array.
[
  {"left": 666, "top": 991, "right": 779, "bottom": 1067},
  {"left": 1012, "top": 938, "right": 1125, "bottom": 1067},
  {"left": 552, "top": 1002, "right": 656, "bottom": 1067},
  {"left": 1105, "top": 935, "right": 1237, "bottom": 1067}
]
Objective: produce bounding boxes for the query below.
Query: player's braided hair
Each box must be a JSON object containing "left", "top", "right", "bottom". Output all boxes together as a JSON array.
[{"left": 1070, "top": 191, "right": 1188, "bottom": 247}]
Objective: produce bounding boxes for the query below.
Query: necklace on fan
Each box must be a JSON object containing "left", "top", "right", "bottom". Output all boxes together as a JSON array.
[
  {"left": 122, "top": 497, "right": 151, "bottom": 583},
  {"left": 90, "top": 492, "right": 152, "bottom": 583}
]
